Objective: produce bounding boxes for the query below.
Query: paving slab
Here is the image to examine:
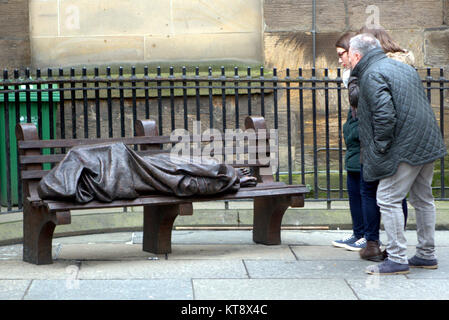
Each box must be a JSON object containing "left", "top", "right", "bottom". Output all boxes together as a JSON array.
[
  {"left": 77, "top": 260, "right": 248, "bottom": 280},
  {"left": 0, "top": 280, "right": 31, "bottom": 300},
  {"left": 290, "top": 245, "right": 448, "bottom": 262},
  {"left": 55, "top": 243, "right": 160, "bottom": 261},
  {"left": 290, "top": 245, "right": 363, "bottom": 261},
  {"left": 167, "top": 244, "right": 296, "bottom": 260},
  {"left": 24, "top": 279, "right": 193, "bottom": 300},
  {"left": 192, "top": 279, "right": 357, "bottom": 300},
  {"left": 0, "top": 244, "right": 22, "bottom": 261},
  {"left": 244, "top": 260, "right": 375, "bottom": 279},
  {"left": 133, "top": 230, "right": 255, "bottom": 245},
  {"left": 0, "top": 261, "right": 81, "bottom": 280},
  {"left": 347, "top": 278, "right": 449, "bottom": 300},
  {"left": 54, "top": 232, "right": 133, "bottom": 244},
  {"left": 406, "top": 249, "right": 449, "bottom": 279}
]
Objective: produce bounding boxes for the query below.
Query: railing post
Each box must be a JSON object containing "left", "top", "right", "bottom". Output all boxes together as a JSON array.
[{"left": 440, "top": 68, "right": 446, "bottom": 199}]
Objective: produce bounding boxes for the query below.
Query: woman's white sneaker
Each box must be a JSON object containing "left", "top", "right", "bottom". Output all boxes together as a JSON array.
[
  {"left": 331, "top": 234, "right": 359, "bottom": 248},
  {"left": 345, "top": 237, "right": 367, "bottom": 251}
]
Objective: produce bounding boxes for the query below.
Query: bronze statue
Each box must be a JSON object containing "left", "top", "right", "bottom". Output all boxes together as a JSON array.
[{"left": 38, "top": 142, "right": 257, "bottom": 203}]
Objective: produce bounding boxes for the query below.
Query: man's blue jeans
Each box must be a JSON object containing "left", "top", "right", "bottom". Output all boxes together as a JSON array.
[
  {"left": 347, "top": 171, "right": 365, "bottom": 239},
  {"left": 360, "top": 165, "right": 408, "bottom": 241}
]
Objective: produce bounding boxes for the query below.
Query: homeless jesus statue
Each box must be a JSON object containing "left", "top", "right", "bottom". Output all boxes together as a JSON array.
[{"left": 37, "top": 142, "right": 258, "bottom": 203}]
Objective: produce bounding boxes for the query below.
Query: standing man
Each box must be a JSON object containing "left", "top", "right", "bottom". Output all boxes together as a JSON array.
[{"left": 348, "top": 33, "right": 447, "bottom": 275}]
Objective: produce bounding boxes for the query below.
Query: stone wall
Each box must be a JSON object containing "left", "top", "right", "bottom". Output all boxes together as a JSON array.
[
  {"left": 264, "top": 0, "right": 449, "bottom": 70},
  {"left": 0, "top": 0, "right": 30, "bottom": 71},
  {"left": 28, "top": 0, "right": 262, "bottom": 69},
  {"left": 2, "top": 1, "right": 448, "bottom": 70}
]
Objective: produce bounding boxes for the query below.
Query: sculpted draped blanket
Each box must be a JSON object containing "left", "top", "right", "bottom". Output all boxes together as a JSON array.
[{"left": 37, "top": 142, "right": 243, "bottom": 203}]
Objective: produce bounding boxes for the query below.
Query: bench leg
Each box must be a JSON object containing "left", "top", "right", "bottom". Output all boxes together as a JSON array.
[
  {"left": 142, "top": 204, "right": 180, "bottom": 254},
  {"left": 22, "top": 202, "right": 71, "bottom": 265},
  {"left": 253, "top": 195, "right": 290, "bottom": 245}
]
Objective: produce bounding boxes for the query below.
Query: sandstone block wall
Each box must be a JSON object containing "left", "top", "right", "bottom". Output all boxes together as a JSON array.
[
  {"left": 264, "top": 0, "right": 449, "bottom": 70},
  {"left": 0, "top": 0, "right": 30, "bottom": 71},
  {"left": 1, "top": 1, "right": 448, "bottom": 70},
  {"left": 28, "top": 0, "right": 262, "bottom": 69}
]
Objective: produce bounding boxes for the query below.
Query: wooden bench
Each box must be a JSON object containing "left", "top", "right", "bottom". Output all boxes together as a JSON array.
[{"left": 16, "top": 116, "right": 309, "bottom": 265}]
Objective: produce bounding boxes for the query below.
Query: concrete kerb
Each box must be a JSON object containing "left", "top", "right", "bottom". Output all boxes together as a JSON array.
[{"left": 1, "top": 200, "right": 449, "bottom": 246}]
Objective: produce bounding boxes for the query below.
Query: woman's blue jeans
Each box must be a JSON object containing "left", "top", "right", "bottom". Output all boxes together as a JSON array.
[{"left": 347, "top": 171, "right": 365, "bottom": 239}]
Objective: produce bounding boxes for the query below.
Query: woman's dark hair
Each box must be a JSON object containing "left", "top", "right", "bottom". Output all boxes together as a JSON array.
[
  {"left": 335, "top": 31, "right": 356, "bottom": 51},
  {"left": 359, "top": 26, "right": 405, "bottom": 53}
]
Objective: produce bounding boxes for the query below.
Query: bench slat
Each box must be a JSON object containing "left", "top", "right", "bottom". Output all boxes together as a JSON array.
[
  {"left": 32, "top": 184, "right": 308, "bottom": 212},
  {"left": 19, "top": 147, "right": 266, "bottom": 165},
  {"left": 17, "top": 133, "right": 270, "bottom": 150},
  {"left": 19, "top": 149, "right": 172, "bottom": 165},
  {"left": 17, "top": 136, "right": 178, "bottom": 149}
]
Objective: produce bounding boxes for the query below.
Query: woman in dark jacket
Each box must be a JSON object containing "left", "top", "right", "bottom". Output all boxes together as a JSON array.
[{"left": 331, "top": 32, "right": 367, "bottom": 250}]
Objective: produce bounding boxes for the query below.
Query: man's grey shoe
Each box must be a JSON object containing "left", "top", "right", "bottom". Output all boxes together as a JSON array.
[
  {"left": 408, "top": 255, "right": 438, "bottom": 269},
  {"left": 366, "top": 258, "right": 410, "bottom": 275},
  {"left": 331, "top": 234, "right": 359, "bottom": 249}
]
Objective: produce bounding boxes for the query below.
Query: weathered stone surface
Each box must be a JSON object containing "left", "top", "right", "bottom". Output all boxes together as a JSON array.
[
  {"left": 0, "top": 261, "right": 80, "bottom": 280},
  {"left": 55, "top": 243, "right": 159, "bottom": 261},
  {"left": 386, "top": 29, "right": 424, "bottom": 67},
  {"left": 0, "top": 280, "right": 31, "bottom": 300},
  {"left": 263, "top": 1, "right": 447, "bottom": 69},
  {"left": 31, "top": 36, "right": 145, "bottom": 68},
  {"left": 347, "top": 0, "right": 444, "bottom": 30},
  {"left": 264, "top": 0, "right": 346, "bottom": 32},
  {"left": 25, "top": 279, "right": 193, "bottom": 300},
  {"left": 347, "top": 278, "right": 449, "bottom": 300},
  {"left": 0, "top": 39, "right": 31, "bottom": 71},
  {"left": 29, "top": 0, "right": 58, "bottom": 37},
  {"left": 445, "top": 0, "right": 449, "bottom": 26},
  {"left": 58, "top": 0, "right": 171, "bottom": 36},
  {"left": 193, "top": 278, "right": 357, "bottom": 300},
  {"left": 28, "top": 0, "right": 262, "bottom": 68},
  {"left": 0, "top": 0, "right": 29, "bottom": 37},
  {"left": 78, "top": 260, "right": 248, "bottom": 279},
  {"left": 0, "top": 0, "right": 30, "bottom": 70},
  {"left": 424, "top": 28, "right": 449, "bottom": 67},
  {"left": 264, "top": 32, "right": 343, "bottom": 70},
  {"left": 145, "top": 33, "right": 262, "bottom": 62}
]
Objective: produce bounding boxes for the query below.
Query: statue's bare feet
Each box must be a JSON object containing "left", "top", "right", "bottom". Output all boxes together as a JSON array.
[
  {"left": 237, "top": 167, "right": 252, "bottom": 177},
  {"left": 239, "top": 175, "right": 257, "bottom": 187}
]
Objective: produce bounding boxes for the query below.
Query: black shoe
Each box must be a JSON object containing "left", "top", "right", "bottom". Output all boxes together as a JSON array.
[
  {"left": 366, "top": 258, "right": 410, "bottom": 275},
  {"left": 408, "top": 255, "right": 438, "bottom": 269}
]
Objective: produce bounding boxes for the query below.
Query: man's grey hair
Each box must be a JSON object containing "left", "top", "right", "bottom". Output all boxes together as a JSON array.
[{"left": 349, "top": 33, "right": 381, "bottom": 57}]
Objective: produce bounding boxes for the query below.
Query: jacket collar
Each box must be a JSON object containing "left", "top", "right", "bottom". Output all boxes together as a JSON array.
[{"left": 350, "top": 48, "right": 386, "bottom": 78}]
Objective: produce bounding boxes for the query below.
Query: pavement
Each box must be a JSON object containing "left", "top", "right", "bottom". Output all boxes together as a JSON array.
[
  {"left": 1, "top": 229, "right": 449, "bottom": 302},
  {"left": 1, "top": 200, "right": 449, "bottom": 304}
]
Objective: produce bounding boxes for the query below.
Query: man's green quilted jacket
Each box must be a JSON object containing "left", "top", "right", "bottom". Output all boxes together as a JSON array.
[{"left": 351, "top": 48, "right": 447, "bottom": 182}]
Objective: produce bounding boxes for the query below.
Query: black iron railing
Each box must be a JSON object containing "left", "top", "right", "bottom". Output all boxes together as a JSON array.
[{"left": 1, "top": 66, "right": 448, "bottom": 213}]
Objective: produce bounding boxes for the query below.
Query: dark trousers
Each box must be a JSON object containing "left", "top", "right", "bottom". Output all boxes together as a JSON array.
[
  {"left": 347, "top": 171, "right": 365, "bottom": 239},
  {"left": 360, "top": 165, "right": 408, "bottom": 241}
]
